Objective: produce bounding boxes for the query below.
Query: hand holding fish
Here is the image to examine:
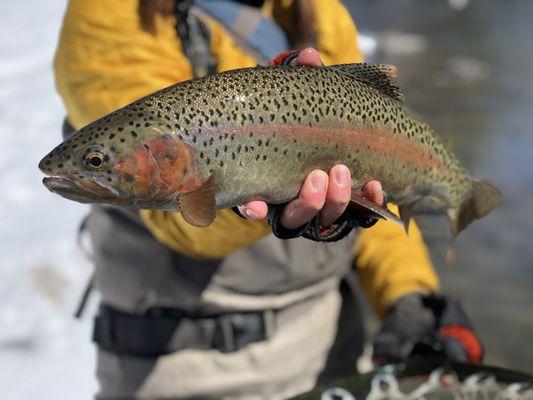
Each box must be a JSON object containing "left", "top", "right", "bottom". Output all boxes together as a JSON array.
[{"left": 238, "top": 48, "right": 385, "bottom": 230}]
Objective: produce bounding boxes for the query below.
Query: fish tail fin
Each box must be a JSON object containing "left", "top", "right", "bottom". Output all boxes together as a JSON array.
[{"left": 448, "top": 180, "right": 502, "bottom": 235}]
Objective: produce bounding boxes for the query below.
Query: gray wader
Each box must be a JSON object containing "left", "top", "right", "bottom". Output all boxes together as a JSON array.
[{"left": 88, "top": 207, "right": 365, "bottom": 399}]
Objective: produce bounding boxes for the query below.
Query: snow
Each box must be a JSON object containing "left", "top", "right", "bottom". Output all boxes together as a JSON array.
[{"left": 0, "top": 1, "right": 97, "bottom": 398}]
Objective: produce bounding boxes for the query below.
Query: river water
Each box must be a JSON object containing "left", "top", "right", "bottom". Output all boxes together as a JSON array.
[{"left": 345, "top": 0, "right": 533, "bottom": 372}]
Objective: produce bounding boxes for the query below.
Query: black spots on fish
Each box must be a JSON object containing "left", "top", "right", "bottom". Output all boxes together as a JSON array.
[
  {"left": 120, "top": 138, "right": 125, "bottom": 143},
  {"left": 219, "top": 160, "right": 224, "bottom": 167},
  {"left": 118, "top": 127, "right": 124, "bottom": 132},
  {"left": 106, "top": 169, "right": 112, "bottom": 175},
  {"left": 262, "top": 154, "right": 267, "bottom": 161},
  {"left": 130, "top": 131, "right": 138, "bottom": 138},
  {"left": 297, "top": 151, "right": 302, "bottom": 159},
  {"left": 269, "top": 114, "right": 275, "bottom": 122},
  {"left": 282, "top": 149, "right": 288, "bottom": 156},
  {"left": 231, "top": 152, "right": 236, "bottom": 160}
]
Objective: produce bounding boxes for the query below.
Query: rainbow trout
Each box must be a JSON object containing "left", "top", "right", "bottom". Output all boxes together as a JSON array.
[{"left": 39, "top": 64, "right": 502, "bottom": 234}]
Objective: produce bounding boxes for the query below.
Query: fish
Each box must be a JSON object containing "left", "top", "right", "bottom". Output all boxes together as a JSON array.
[{"left": 38, "top": 63, "right": 502, "bottom": 235}]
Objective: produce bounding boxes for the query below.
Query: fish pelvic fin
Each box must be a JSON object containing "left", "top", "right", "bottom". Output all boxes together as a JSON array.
[
  {"left": 350, "top": 191, "right": 403, "bottom": 226},
  {"left": 448, "top": 180, "right": 503, "bottom": 235},
  {"left": 332, "top": 63, "right": 405, "bottom": 102},
  {"left": 178, "top": 176, "right": 216, "bottom": 227}
]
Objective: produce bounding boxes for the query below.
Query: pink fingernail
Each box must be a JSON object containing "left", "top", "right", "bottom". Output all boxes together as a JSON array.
[
  {"left": 311, "top": 173, "right": 327, "bottom": 191},
  {"left": 245, "top": 208, "right": 259, "bottom": 219},
  {"left": 334, "top": 166, "right": 350, "bottom": 186}
]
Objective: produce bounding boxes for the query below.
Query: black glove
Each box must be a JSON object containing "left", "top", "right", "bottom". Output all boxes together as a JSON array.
[
  {"left": 373, "top": 292, "right": 483, "bottom": 364},
  {"left": 267, "top": 203, "right": 377, "bottom": 242}
]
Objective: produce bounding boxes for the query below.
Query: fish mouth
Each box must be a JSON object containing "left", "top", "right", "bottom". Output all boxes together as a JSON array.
[{"left": 42, "top": 175, "right": 124, "bottom": 204}]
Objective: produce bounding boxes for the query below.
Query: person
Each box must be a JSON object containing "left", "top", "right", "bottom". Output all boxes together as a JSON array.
[{"left": 53, "top": 0, "right": 482, "bottom": 398}]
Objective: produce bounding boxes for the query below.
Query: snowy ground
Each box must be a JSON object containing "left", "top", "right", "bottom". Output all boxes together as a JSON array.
[{"left": 0, "top": 1, "right": 97, "bottom": 399}]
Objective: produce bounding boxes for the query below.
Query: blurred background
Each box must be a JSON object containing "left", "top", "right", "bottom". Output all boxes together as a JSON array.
[{"left": 0, "top": 0, "right": 531, "bottom": 398}]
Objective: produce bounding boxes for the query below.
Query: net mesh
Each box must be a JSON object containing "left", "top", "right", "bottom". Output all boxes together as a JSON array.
[{"left": 320, "top": 367, "right": 533, "bottom": 400}]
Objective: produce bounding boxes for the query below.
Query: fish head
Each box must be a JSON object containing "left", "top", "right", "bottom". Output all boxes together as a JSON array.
[{"left": 39, "top": 111, "right": 202, "bottom": 209}]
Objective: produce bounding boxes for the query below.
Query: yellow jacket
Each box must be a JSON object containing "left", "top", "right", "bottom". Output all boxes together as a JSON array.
[{"left": 54, "top": 0, "right": 439, "bottom": 316}]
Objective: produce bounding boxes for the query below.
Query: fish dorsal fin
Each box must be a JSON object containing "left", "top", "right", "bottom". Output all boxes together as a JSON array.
[{"left": 333, "top": 63, "right": 405, "bottom": 102}]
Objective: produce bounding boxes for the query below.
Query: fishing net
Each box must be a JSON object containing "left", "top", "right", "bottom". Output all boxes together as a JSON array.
[
  {"left": 359, "top": 367, "right": 533, "bottom": 400},
  {"left": 293, "top": 358, "right": 533, "bottom": 400}
]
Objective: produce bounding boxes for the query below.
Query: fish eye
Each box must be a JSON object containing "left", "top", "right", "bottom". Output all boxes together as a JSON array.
[{"left": 83, "top": 146, "right": 106, "bottom": 170}]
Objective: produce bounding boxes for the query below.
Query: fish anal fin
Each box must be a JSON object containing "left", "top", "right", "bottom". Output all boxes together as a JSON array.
[
  {"left": 178, "top": 176, "right": 216, "bottom": 227},
  {"left": 349, "top": 192, "right": 403, "bottom": 226},
  {"left": 332, "top": 63, "right": 405, "bottom": 102},
  {"left": 399, "top": 202, "right": 416, "bottom": 235}
]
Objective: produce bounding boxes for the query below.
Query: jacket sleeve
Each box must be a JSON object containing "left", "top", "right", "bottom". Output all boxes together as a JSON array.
[
  {"left": 355, "top": 207, "right": 441, "bottom": 317},
  {"left": 54, "top": 0, "right": 270, "bottom": 259},
  {"left": 312, "top": 0, "right": 365, "bottom": 64}
]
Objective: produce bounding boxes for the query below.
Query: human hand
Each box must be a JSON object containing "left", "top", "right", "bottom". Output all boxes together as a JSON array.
[{"left": 238, "top": 48, "right": 385, "bottom": 230}]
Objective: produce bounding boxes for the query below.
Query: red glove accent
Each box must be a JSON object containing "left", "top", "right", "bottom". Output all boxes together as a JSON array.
[
  {"left": 440, "top": 325, "right": 483, "bottom": 364},
  {"left": 268, "top": 50, "right": 299, "bottom": 67}
]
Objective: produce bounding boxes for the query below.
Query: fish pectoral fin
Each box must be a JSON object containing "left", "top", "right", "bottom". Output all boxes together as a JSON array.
[
  {"left": 399, "top": 202, "right": 416, "bottom": 235},
  {"left": 349, "top": 192, "right": 403, "bottom": 225},
  {"left": 178, "top": 176, "right": 216, "bottom": 227}
]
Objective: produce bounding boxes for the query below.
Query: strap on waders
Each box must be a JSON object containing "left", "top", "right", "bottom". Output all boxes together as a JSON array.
[{"left": 93, "top": 304, "right": 276, "bottom": 355}]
